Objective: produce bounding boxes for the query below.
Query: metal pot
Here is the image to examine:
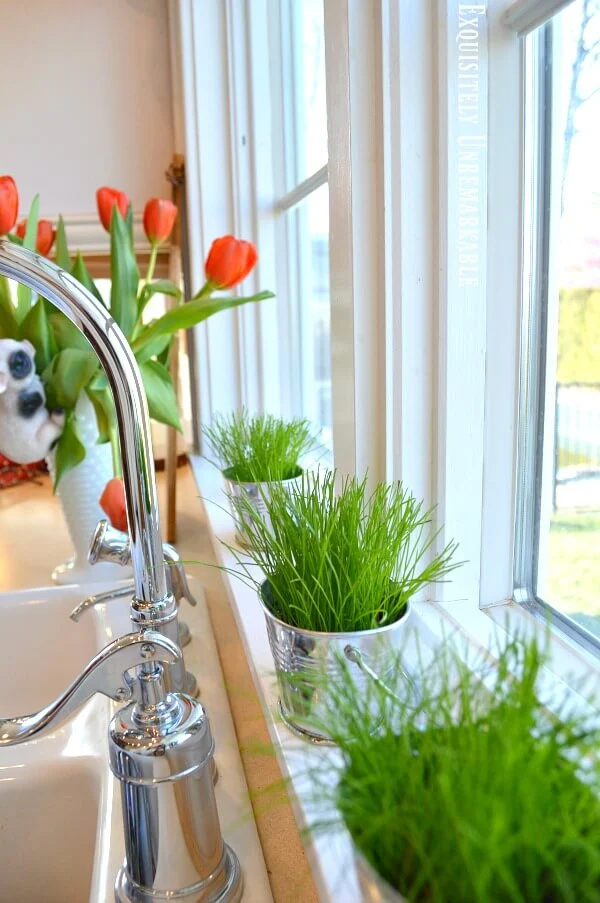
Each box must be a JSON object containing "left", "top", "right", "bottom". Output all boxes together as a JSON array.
[
  {"left": 222, "top": 468, "right": 303, "bottom": 546},
  {"left": 259, "top": 581, "right": 412, "bottom": 742},
  {"left": 354, "top": 848, "right": 407, "bottom": 902}
]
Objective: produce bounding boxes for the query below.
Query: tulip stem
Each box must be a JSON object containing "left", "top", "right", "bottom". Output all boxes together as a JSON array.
[
  {"left": 192, "top": 280, "right": 215, "bottom": 301},
  {"left": 145, "top": 243, "right": 159, "bottom": 286}
]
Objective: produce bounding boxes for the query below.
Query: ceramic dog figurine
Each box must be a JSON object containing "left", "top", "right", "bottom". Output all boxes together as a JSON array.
[{"left": 0, "top": 338, "right": 64, "bottom": 463}]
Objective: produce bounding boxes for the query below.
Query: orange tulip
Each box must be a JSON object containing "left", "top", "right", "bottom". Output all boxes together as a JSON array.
[
  {"left": 0, "top": 176, "right": 19, "bottom": 235},
  {"left": 204, "top": 235, "right": 258, "bottom": 289},
  {"left": 16, "top": 218, "right": 56, "bottom": 256},
  {"left": 100, "top": 477, "right": 128, "bottom": 533},
  {"left": 96, "top": 186, "right": 129, "bottom": 232},
  {"left": 143, "top": 198, "right": 177, "bottom": 245}
]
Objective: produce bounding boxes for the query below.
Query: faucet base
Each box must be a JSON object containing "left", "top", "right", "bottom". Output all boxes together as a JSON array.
[{"left": 114, "top": 844, "right": 243, "bottom": 903}]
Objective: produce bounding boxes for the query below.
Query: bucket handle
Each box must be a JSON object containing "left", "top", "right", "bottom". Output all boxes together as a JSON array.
[{"left": 343, "top": 644, "right": 418, "bottom": 708}]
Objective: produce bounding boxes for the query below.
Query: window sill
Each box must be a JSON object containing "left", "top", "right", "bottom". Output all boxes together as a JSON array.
[{"left": 189, "top": 455, "right": 600, "bottom": 901}]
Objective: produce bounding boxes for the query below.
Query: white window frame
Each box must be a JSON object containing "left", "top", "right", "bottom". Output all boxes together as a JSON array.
[{"left": 171, "top": 0, "right": 600, "bottom": 686}]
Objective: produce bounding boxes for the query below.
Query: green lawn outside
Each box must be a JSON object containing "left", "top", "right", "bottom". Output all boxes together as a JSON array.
[{"left": 546, "top": 510, "right": 600, "bottom": 635}]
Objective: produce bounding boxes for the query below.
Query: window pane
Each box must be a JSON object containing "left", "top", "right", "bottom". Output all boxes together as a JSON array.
[
  {"left": 533, "top": 2, "right": 600, "bottom": 638},
  {"left": 290, "top": 182, "right": 332, "bottom": 444},
  {"left": 290, "top": 0, "right": 327, "bottom": 184}
]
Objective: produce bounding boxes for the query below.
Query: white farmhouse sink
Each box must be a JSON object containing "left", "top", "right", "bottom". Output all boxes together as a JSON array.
[
  {"left": 0, "top": 580, "right": 273, "bottom": 903},
  {"left": 0, "top": 747, "right": 103, "bottom": 903},
  {"left": 0, "top": 588, "right": 101, "bottom": 715}
]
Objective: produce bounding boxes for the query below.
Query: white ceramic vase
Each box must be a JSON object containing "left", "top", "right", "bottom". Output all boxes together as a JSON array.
[{"left": 47, "top": 393, "right": 131, "bottom": 585}]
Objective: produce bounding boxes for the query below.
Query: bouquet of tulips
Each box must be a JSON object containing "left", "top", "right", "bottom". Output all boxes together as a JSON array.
[{"left": 0, "top": 175, "right": 273, "bottom": 486}]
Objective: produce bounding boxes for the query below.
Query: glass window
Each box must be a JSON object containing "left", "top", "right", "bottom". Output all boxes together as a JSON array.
[
  {"left": 274, "top": 0, "right": 331, "bottom": 443},
  {"left": 518, "top": 1, "right": 600, "bottom": 644},
  {"left": 290, "top": 182, "right": 331, "bottom": 444},
  {"left": 289, "top": 0, "right": 328, "bottom": 187}
]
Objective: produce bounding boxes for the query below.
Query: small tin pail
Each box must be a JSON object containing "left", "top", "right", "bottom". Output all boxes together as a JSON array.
[{"left": 259, "top": 581, "right": 412, "bottom": 743}]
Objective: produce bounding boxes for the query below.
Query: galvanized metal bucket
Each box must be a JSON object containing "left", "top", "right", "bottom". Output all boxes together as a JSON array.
[
  {"left": 259, "top": 581, "right": 412, "bottom": 742},
  {"left": 223, "top": 468, "right": 303, "bottom": 546},
  {"left": 354, "top": 848, "right": 407, "bottom": 902}
]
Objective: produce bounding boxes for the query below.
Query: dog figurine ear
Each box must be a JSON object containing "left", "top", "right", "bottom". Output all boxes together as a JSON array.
[{"left": 21, "top": 339, "right": 36, "bottom": 359}]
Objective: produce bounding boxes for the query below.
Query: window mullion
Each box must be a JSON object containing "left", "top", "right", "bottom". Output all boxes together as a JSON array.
[
  {"left": 324, "top": 0, "right": 386, "bottom": 482},
  {"left": 276, "top": 165, "right": 329, "bottom": 212},
  {"left": 435, "top": 0, "right": 488, "bottom": 604},
  {"left": 380, "top": 0, "right": 437, "bottom": 509}
]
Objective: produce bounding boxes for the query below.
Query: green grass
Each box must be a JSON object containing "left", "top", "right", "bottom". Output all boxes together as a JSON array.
[
  {"left": 547, "top": 511, "right": 600, "bottom": 618},
  {"left": 203, "top": 409, "right": 316, "bottom": 483},
  {"left": 308, "top": 638, "right": 600, "bottom": 903},
  {"left": 231, "top": 470, "right": 460, "bottom": 633}
]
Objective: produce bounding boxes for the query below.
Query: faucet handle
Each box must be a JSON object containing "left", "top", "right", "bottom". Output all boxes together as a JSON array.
[
  {"left": 88, "top": 519, "right": 198, "bottom": 607},
  {"left": 88, "top": 518, "right": 131, "bottom": 568},
  {"left": 0, "top": 630, "right": 181, "bottom": 747},
  {"left": 69, "top": 583, "right": 136, "bottom": 623}
]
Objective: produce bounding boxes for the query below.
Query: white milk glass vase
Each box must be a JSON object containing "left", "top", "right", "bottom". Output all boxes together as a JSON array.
[{"left": 46, "top": 392, "right": 131, "bottom": 585}]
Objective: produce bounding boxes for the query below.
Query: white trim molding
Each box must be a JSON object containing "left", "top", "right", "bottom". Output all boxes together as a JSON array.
[
  {"left": 276, "top": 164, "right": 329, "bottom": 212},
  {"left": 502, "top": 0, "right": 574, "bottom": 35},
  {"left": 435, "top": 0, "right": 489, "bottom": 604},
  {"left": 324, "top": 0, "right": 386, "bottom": 481},
  {"left": 380, "top": 0, "right": 436, "bottom": 507}
]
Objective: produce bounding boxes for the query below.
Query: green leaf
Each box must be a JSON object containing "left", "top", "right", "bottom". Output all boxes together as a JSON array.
[
  {"left": 21, "top": 194, "right": 40, "bottom": 252},
  {"left": 139, "top": 359, "right": 182, "bottom": 431},
  {"left": 134, "top": 332, "right": 172, "bottom": 364},
  {"left": 85, "top": 386, "right": 115, "bottom": 445},
  {"left": 157, "top": 337, "right": 173, "bottom": 368},
  {"left": 53, "top": 413, "right": 86, "bottom": 489},
  {"left": 0, "top": 278, "right": 17, "bottom": 338},
  {"left": 0, "top": 305, "right": 17, "bottom": 339},
  {"left": 125, "top": 203, "right": 135, "bottom": 244},
  {"left": 88, "top": 369, "right": 109, "bottom": 391},
  {"left": 137, "top": 279, "right": 181, "bottom": 323},
  {"left": 54, "top": 216, "right": 71, "bottom": 271},
  {"left": 44, "top": 348, "right": 98, "bottom": 410},
  {"left": 0, "top": 276, "right": 14, "bottom": 313},
  {"left": 71, "top": 252, "right": 104, "bottom": 305},
  {"left": 16, "top": 194, "right": 40, "bottom": 322},
  {"left": 48, "top": 310, "right": 91, "bottom": 351},
  {"left": 110, "top": 206, "right": 139, "bottom": 337},
  {"left": 19, "top": 298, "right": 56, "bottom": 372},
  {"left": 132, "top": 290, "right": 275, "bottom": 353}
]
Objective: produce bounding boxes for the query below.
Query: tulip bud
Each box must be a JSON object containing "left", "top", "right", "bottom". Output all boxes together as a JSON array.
[
  {"left": 96, "top": 186, "right": 129, "bottom": 232},
  {"left": 143, "top": 198, "right": 177, "bottom": 246},
  {"left": 100, "top": 477, "right": 128, "bottom": 533},
  {"left": 16, "top": 218, "right": 56, "bottom": 256},
  {"left": 0, "top": 176, "right": 19, "bottom": 235},
  {"left": 204, "top": 235, "right": 258, "bottom": 289}
]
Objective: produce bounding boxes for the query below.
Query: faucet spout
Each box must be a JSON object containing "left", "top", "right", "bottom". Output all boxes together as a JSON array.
[{"left": 0, "top": 241, "right": 167, "bottom": 604}]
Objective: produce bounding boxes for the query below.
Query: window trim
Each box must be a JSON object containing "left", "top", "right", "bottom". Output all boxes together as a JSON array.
[
  {"left": 513, "top": 23, "right": 553, "bottom": 607},
  {"left": 276, "top": 164, "right": 329, "bottom": 213},
  {"left": 503, "top": 0, "right": 575, "bottom": 36},
  {"left": 513, "top": 11, "right": 600, "bottom": 658}
]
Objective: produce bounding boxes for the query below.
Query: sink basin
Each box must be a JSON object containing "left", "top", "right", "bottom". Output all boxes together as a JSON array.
[
  {"left": 0, "top": 583, "right": 129, "bottom": 903},
  {"left": 0, "top": 756, "right": 102, "bottom": 903},
  {"left": 0, "top": 579, "right": 273, "bottom": 903},
  {"left": 0, "top": 587, "right": 100, "bottom": 716}
]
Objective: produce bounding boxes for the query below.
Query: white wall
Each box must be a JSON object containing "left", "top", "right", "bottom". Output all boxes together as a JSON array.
[
  {"left": 0, "top": 0, "right": 174, "bottom": 242},
  {"left": 0, "top": 0, "right": 186, "bottom": 456}
]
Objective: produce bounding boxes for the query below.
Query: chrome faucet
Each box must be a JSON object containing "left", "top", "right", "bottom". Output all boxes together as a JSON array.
[
  {"left": 72, "top": 520, "right": 200, "bottom": 683},
  {"left": 0, "top": 242, "right": 242, "bottom": 903}
]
